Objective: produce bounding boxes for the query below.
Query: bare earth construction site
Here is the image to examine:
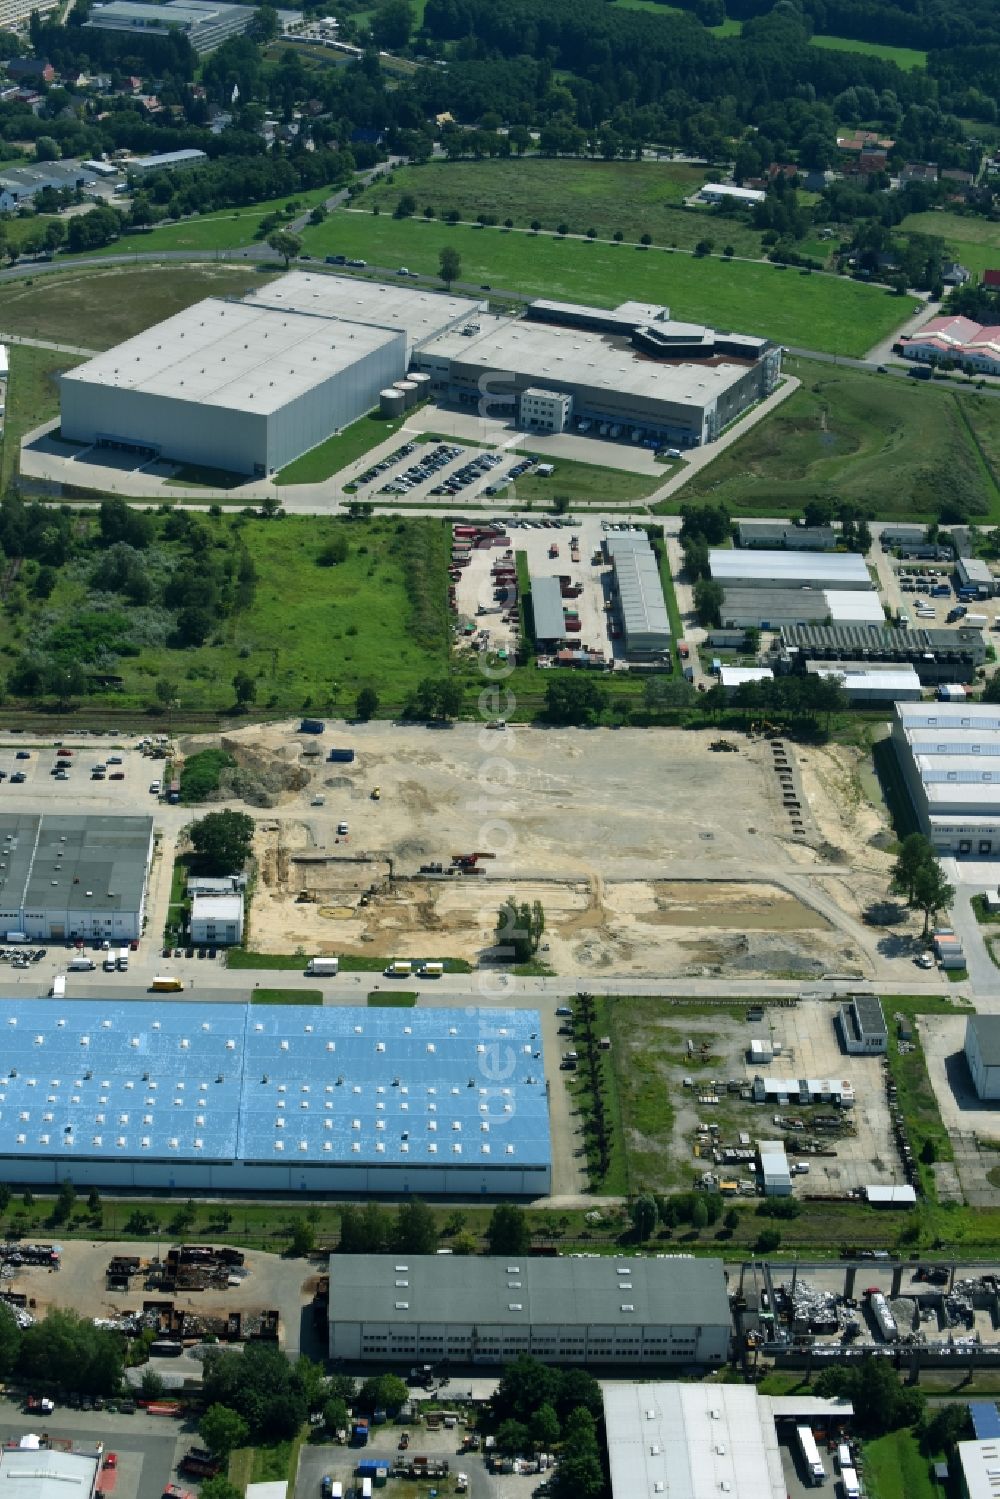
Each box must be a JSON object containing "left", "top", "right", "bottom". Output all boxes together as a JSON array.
[{"left": 187, "top": 721, "right": 924, "bottom": 982}]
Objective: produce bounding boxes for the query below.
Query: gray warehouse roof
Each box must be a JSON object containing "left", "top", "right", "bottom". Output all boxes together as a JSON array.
[
  {"left": 710, "top": 549, "right": 870, "bottom": 587},
  {"left": 722, "top": 588, "right": 832, "bottom": 621},
  {"left": 0, "top": 814, "right": 153, "bottom": 915},
  {"left": 845, "top": 994, "right": 887, "bottom": 1038},
  {"left": 250, "top": 272, "right": 484, "bottom": 352},
  {"left": 530, "top": 575, "right": 566, "bottom": 641},
  {"left": 783, "top": 624, "right": 985, "bottom": 659},
  {"left": 969, "top": 1015, "right": 1000, "bottom": 1067},
  {"left": 328, "top": 1255, "right": 730, "bottom": 1329},
  {"left": 61, "top": 297, "right": 402, "bottom": 416},
  {"left": 419, "top": 316, "right": 757, "bottom": 407},
  {"left": 737, "top": 521, "right": 836, "bottom": 547},
  {"left": 608, "top": 536, "right": 670, "bottom": 642}
]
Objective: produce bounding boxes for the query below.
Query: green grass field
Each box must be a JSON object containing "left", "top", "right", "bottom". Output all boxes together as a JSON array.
[
  {"left": 899, "top": 209, "right": 1000, "bottom": 278},
  {"left": 78, "top": 187, "right": 331, "bottom": 259},
  {"left": 2, "top": 343, "right": 83, "bottom": 489},
  {"left": 300, "top": 212, "right": 909, "bottom": 355},
  {"left": 277, "top": 408, "right": 409, "bottom": 484},
  {"left": 811, "top": 33, "right": 927, "bottom": 68},
  {"left": 362, "top": 158, "right": 766, "bottom": 258},
  {"left": 0, "top": 263, "right": 278, "bottom": 350},
  {"left": 610, "top": 0, "right": 741, "bottom": 31},
  {"left": 0, "top": 514, "right": 451, "bottom": 716},
  {"left": 864, "top": 1432, "right": 940, "bottom": 1499},
  {"left": 672, "top": 358, "right": 1000, "bottom": 521},
  {"left": 495, "top": 455, "right": 662, "bottom": 507}
]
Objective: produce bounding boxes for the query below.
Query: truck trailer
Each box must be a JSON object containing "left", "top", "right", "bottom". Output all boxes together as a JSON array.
[{"left": 307, "top": 957, "right": 340, "bottom": 976}]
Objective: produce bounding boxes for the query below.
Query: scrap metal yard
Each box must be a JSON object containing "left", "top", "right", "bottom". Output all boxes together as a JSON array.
[{"left": 188, "top": 719, "right": 930, "bottom": 981}]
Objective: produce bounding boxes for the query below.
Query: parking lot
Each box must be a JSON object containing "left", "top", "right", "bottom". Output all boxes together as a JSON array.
[
  {"left": 0, "top": 740, "right": 153, "bottom": 804},
  {"left": 354, "top": 438, "right": 527, "bottom": 508},
  {"left": 0, "top": 1397, "right": 190, "bottom": 1499}
]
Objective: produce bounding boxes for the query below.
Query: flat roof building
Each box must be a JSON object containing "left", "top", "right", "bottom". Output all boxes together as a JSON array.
[
  {"left": 957, "top": 556, "right": 996, "bottom": 596},
  {"left": 959, "top": 1439, "right": 1000, "bottom": 1499},
  {"left": 85, "top": 0, "right": 254, "bottom": 51},
  {"left": 0, "top": 1445, "right": 100, "bottom": 1499},
  {"left": 892, "top": 702, "right": 1000, "bottom": 856},
  {"left": 0, "top": 813, "right": 153, "bottom": 941},
  {"left": 736, "top": 521, "right": 836, "bottom": 550},
  {"left": 61, "top": 296, "right": 404, "bottom": 478},
  {"left": 60, "top": 273, "right": 485, "bottom": 477},
  {"left": 759, "top": 1139, "right": 791, "bottom": 1196},
  {"left": 965, "top": 1014, "right": 1000, "bottom": 1100},
  {"left": 605, "top": 533, "right": 670, "bottom": 659},
  {"left": 529, "top": 575, "right": 567, "bottom": 646},
  {"left": 697, "top": 182, "right": 766, "bottom": 205},
  {"left": 823, "top": 591, "right": 885, "bottom": 625},
  {"left": 805, "top": 663, "right": 922, "bottom": 702},
  {"left": 838, "top": 994, "right": 888, "bottom": 1054},
  {"left": 780, "top": 623, "right": 985, "bottom": 682},
  {"left": 0, "top": 161, "right": 97, "bottom": 213},
  {"left": 128, "top": 148, "right": 208, "bottom": 175},
  {"left": 413, "top": 298, "right": 780, "bottom": 450},
  {"left": 329, "top": 1255, "right": 732, "bottom": 1365},
  {"left": 0, "top": 1001, "right": 550, "bottom": 1194},
  {"left": 602, "top": 1382, "right": 853, "bottom": 1499},
  {"left": 189, "top": 892, "right": 243, "bottom": 946},
  {"left": 251, "top": 271, "right": 485, "bottom": 359},
  {"left": 719, "top": 665, "right": 774, "bottom": 692},
  {"left": 710, "top": 549, "right": 871, "bottom": 590},
  {"left": 722, "top": 588, "right": 833, "bottom": 630}
]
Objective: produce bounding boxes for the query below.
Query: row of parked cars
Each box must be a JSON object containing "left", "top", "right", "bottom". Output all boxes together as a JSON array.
[
  {"left": 430, "top": 450, "right": 505, "bottom": 496},
  {"left": 382, "top": 443, "right": 463, "bottom": 494},
  {"left": 357, "top": 441, "right": 417, "bottom": 487}
]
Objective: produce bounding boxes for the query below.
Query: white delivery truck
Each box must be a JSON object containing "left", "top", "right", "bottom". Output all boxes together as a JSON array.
[
  {"left": 51, "top": 975, "right": 66, "bottom": 998},
  {"left": 419, "top": 962, "right": 444, "bottom": 978},
  {"left": 307, "top": 956, "right": 339, "bottom": 976},
  {"left": 965, "top": 612, "right": 988, "bottom": 628},
  {"left": 117, "top": 945, "right": 129, "bottom": 971},
  {"left": 103, "top": 954, "right": 117, "bottom": 972},
  {"left": 796, "top": 1427, "right": 825, "bottom": 1486},
  {"left": 68, "top": 955, "right": 96, "bottom": 971},
  {"left": 384, "top": 960, "right": 413, "bottom": 977},
  {"left": 840, "top": 1468, "right": 861, "bottom": 1499}
]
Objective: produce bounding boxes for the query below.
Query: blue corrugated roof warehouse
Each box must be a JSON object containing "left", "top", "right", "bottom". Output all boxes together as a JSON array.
[{"left": 0, "top": 1000, "right": 550, "bottom": 1196}]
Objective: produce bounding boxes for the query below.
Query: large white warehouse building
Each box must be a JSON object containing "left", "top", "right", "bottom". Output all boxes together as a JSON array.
[
  {"left": 328, "top": 1255, "right": 732, "bottom": 1365},
  {"left": 60, "top": 274, "right": 485, "bottom": 477},
  {"left": 892, "top": 702, "right": 1000, "bottom": 857}
]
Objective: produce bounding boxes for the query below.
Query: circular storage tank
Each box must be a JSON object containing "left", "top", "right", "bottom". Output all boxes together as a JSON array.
[
  {"left": 395, "top": 380, "right": 419, "bottom": 409},
  {"left": 380, "top": 387, "right": 405, "bottom": 418},
  {"left": 408, "top": 371, "right": 431, "bottom": 405}
]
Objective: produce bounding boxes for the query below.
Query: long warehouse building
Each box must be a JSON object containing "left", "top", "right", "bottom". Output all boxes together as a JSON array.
[
  {"left": 328, "top": 1255, "right": 732, "bottom": 1365},
  {"left": 779, "top": 623, "right": 986, "bottom": 684},
  {"left": 710, "top": 549, "right": 871, "bottom": 590},
  {"left": 0, "top": 1001, "right": 551, "bottom": 1194},
  {"left": 892, "top": 701, "right": 1000, "bottom": 856},
  {"left": 60, "top": 273, "right": 485, "bottom": 478},
  {"left": 412, "top": 298, "right": 781, "bottom": 450},
  {"left": 605, "top": 532, "right": 671, "bottom": 659}
]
